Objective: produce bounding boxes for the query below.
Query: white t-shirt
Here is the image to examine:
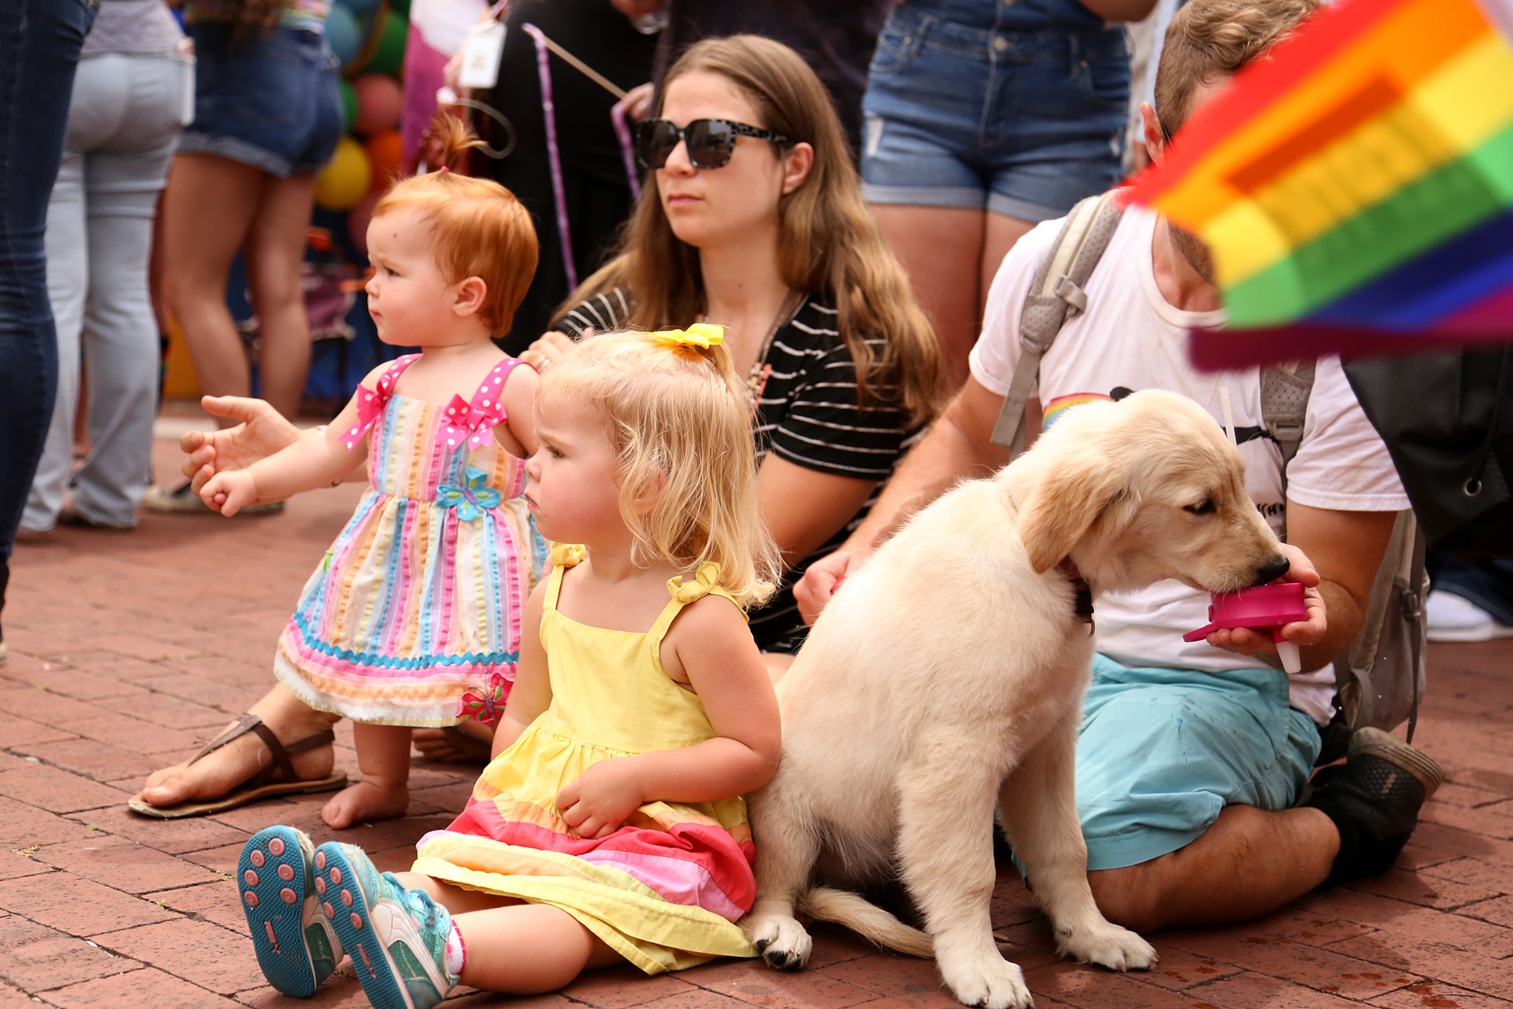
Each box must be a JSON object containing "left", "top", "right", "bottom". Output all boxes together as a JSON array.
[{"left": 969, "top": 207, "right": 1409, "bottom": 723}]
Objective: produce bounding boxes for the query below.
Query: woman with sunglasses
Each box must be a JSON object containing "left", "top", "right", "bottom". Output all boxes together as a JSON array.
[{"left": 525, "top": 34, "right": 948, "bottom": 665}]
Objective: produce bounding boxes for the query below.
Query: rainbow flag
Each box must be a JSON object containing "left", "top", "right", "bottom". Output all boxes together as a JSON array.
[{"left": 1124, "top": 0, "right": 1513, "bottom": 370}]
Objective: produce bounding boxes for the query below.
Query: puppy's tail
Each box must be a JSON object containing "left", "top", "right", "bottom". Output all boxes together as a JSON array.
[{"left": 799, "top": 886, "right": 934, "bottom": 959}]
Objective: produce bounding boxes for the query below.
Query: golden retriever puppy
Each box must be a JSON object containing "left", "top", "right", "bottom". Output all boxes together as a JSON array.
[{"left": 743, "top": 389, "right": 1289, "bottom": 1009}]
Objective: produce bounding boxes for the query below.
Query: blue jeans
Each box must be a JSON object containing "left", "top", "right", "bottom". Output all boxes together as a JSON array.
[
  {"left": 23, "top": 51, "right": 191, "bottom": 532},
  {"left": 1428, "top": 552, "right": 1513, "bottom": 626},
  {"left": 179, "top": 23, "right": 342, "bottom": 177},
  {"left": 0, "top": 0, "right": 97, "bottom": 559},
  {"left": 861, "top": 1, "right": 1129, "bottom": 221}
]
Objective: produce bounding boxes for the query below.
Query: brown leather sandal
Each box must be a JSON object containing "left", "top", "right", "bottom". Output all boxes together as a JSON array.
[{"left": 127, "top": 712, "right": 346, "bottom": 819}]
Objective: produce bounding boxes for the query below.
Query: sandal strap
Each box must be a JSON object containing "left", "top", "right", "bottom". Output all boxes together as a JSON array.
[{"left": 187, "top": 712, "right": 336, "bottom": 789}]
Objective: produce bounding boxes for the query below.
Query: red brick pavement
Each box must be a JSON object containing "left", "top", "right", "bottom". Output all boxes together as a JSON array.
[{"left": 1, "top": 418, "right": 1510, "bottom": 1008}]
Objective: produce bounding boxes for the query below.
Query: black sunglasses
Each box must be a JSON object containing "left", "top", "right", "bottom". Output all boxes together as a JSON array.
[{"left": 634, "top": 118, "right": 791, "bottom": 170}]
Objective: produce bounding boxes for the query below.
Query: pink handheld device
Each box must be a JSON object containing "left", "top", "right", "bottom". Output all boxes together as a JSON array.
[{"left": 1183, "top": 582, "right": 1308, "bottom": 673}]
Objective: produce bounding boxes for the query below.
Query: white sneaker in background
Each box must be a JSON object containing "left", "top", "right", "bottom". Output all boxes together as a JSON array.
[
  {"left": 1426, "top": 589, "right": 1513, "bottom": 643},
  {"left": 141, "top": 481, "right": 285, "bottom": 516}
]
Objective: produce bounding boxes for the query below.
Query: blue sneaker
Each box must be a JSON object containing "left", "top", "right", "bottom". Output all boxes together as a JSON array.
[
  {"left": 313, "top": 841, "right": 459, "bottom": 1009},
  {"left": 238, "top": 825, "right": 343, "bottom": 997}
]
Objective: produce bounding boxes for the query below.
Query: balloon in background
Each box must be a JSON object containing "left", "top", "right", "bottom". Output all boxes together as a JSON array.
[
  {"left": 314, "top": 136, "right": 373, "bottom": 212},
  {"left": 352, "top": 73, "right": 403, "bottom": 135},
  {"left": 326, "top": 3, "right": 362, "bottom": 67},
  {"left": 366, "top": 10, "right": 409, "bottom": 76},
  {"left": 364, "top": 129, "right": 404, "bottom": 190}
]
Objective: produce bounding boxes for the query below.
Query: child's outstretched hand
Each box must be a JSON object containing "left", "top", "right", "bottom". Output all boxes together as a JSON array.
[
  {"left": 556, "top": 758, "right": 644, "bottom": 839},
  {"left": 200, "top": 470, "right": 261, "bottom": 517}
]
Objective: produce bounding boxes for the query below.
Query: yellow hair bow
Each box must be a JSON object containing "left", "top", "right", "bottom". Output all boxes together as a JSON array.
[{"left": 647, "top": 323, "right": 725, "bottom": 350}]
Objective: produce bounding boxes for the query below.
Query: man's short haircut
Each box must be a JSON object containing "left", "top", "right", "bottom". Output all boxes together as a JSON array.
[{"left": 1154, "top": 0, "right": 1323, "bottom": 136}]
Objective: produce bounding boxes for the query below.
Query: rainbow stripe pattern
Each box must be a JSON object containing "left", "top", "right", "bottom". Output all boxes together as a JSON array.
[
  {"left": 1126, "top": 0, "right": 1513, "bottom": 368},
  {"left": 273, "top": 356, "right": 544, "bottom": 727}
]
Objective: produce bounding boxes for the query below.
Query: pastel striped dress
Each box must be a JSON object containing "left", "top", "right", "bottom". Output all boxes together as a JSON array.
[
  {"left": 272, "top": 355, "right": 545, "bottom": 728},
  {"left": 411, "top": 545, "right": 758, "bottom": 972}
]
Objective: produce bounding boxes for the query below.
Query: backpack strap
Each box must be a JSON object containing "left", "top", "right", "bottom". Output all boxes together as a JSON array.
[
  {"left": 990, "top": 190, "right": 1125, "bottom": 455},
  {"left": 1259, "top": 359, "right": 1317, "bottom": 540},
  {"left": 1340, "top": 510, "right": 1426, "bottom": 741},
  {"left": 1262, "top": 361, "right": 1427, "bottom": 742}
]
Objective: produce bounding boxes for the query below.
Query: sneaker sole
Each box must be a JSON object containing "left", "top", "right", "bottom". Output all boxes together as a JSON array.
[
  {"left": 239, "top": 826, "right": 336, "bottom": 998},
  {"left": 1427, "top": 624, "right": 1513, "bottom": 643},
  {"left": 315, "top": 843, "right": 419, "bottom": 1009},
  {"left": 1349, "top": 727, "right": 1445, "bottom": 801}
]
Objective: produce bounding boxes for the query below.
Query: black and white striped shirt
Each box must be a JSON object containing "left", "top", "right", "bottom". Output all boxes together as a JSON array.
[{"left": 557, "top": 289, "right": 919, "bottom": 652}]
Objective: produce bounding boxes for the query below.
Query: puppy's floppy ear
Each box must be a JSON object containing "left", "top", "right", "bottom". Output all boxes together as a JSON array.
[{"left": 1015, "top": 444, "right": 1126, "bottom": 574}]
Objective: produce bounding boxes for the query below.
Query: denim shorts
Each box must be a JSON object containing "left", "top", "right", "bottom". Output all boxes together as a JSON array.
[
  {"left": 179, "top": 22, "right": 343, "bottom": 177},
  {"left": 1072, "top": 656, "right": 1322, "bottom": 871},
  {"left": 861, "top": 5, "right": 1130, "bottom": 221}
]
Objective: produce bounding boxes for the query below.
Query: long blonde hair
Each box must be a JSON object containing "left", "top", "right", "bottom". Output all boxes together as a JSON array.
[
  {"left": 563, "top": 35, "right": 947, "bottom": 427},
  {"left": 541, "top": 330, "right": 781, "bottom": 608},
  {"left": 371, "top": 116, "right": 539, "bottom": 336}
]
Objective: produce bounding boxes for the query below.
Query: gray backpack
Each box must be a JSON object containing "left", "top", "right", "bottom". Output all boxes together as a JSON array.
[{"left": 989, "top": 191, "right": 1428, "bottom": 741}]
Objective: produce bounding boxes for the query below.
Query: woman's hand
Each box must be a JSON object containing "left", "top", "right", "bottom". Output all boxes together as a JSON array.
[
  {"left": 557, "top": 757, "right": 645, "bottom": 839},
  {"left": 620, "top": 82, "right": 655, "bottom": 122},
  {"left": 519, "top": 329, "right": 583, "bottom": 373},
  {"left": 180, "top": 395, "right": 302, "bottom": 495}
]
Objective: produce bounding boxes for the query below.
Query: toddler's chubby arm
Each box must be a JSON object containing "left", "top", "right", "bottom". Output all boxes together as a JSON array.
[
  {"left": 493, "top": 583, "right": 552, "bottom": 759},
  {"left": 199, "top": 366, "right": 386, "bottom": 516},
  {"left": 555, "top": 595, "right": 781, "bottom": 839},
  {"left": 497, "top": 358, "right": 541, "bottom": 458}
]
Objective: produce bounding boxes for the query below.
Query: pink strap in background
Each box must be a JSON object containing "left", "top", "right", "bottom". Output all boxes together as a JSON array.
[
  {"left": 520, "top": 22, "right": 578, "bottom": 292},
  {"left": 611, "top": 97, "right": 641, "bottom": 202}
]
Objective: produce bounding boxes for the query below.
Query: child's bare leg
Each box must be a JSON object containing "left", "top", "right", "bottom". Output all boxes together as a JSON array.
[
  {"left": 136, "top": 683, "right": 337, "bottom": 809},
  {"left": 393, "top": 873, "right": 620, "bottom": 990},
  {"left": 454, "top": 903, "right": 620, "bottom": 994},
  {"left": 324, "top": 723, "right": 411, "bottom": 829}
]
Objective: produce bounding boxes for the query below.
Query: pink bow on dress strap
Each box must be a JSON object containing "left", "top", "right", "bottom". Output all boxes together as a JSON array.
[
  {"left": 439, "top": 358, "right": 517, "bottom": 451},
  {"left": 440, "top": 393, "right": 508, "bottom": 451},
  {"left": 338, "top": 355, "right": 416, "bottom": 450}
]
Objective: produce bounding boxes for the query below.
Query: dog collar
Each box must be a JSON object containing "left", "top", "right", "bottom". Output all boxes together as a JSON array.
[{"left": 1057, "top": 558, "right": 1095, "bottom": 634}]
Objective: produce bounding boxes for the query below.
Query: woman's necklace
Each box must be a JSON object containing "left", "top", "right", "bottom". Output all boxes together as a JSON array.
[{"left": 740, "top": 290, "right": 803, "bottom": 419}]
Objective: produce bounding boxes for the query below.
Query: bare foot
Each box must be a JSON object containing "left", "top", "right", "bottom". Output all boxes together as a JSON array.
[
  {"left": 323, "top": 779, "right": 410, "bottom": 829},
  {"left": 136, "top": 708, "right": 337, "bottom": 810},
  {"left": 412, "top": 722, "right": 494, "bottom": 764}
]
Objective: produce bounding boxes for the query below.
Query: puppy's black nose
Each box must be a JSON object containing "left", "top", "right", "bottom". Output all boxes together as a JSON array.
[{"left": 1256, "top": 555, "right": 1290, "bottom": 585}]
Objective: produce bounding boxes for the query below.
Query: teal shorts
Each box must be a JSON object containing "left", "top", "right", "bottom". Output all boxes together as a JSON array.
[{"left": 1075, "top": 655, "right": 1323, "bottom": 871}]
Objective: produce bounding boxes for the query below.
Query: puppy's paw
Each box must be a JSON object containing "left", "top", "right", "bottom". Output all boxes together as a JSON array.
[
  {"left": 939, "top": 956, "right": 1033, "bottom": 1009},
  {"left": 743, "top": 913, "right": 813, "bottom": 972},
  {"left": 1057, "top": 922, "right": 1158, "bottom": 972}
]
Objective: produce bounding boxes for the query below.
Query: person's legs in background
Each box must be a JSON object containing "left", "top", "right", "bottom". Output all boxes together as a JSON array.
[
  {"left": 24, "top": 50, "right": 186, "bottom": 534},
  {"left": 160, "top": 152, "right": 265, "bottom": 425},
  {"left": 240, "top": 172, "right": 317, "bottom": 420},
  {"left": 152, "top": 20, "right": 339, "bottom": 473},
  {"left": 0, "top": 0, "right": 96, "bottom": 660},
  {"left": 860, "top": 13, "right": 1129, "bottom": 385},
  {"left": 866, "top": 203, "right": 1032, "bottom": 388}
]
